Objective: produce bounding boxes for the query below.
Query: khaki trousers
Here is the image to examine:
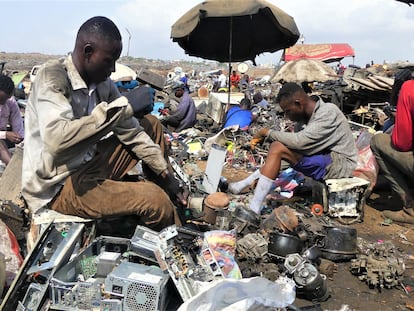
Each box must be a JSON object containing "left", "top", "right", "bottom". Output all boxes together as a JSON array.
[
  {"left": 370, "top": 133, "right": 414, "bottom": 205},
  {"left": 50, "top": 115, "right": 179, "bottom": 231}
]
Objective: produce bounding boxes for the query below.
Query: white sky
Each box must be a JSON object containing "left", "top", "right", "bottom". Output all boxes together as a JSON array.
[{"left": 1, "top": 0, "right": 414, "bottom": 67}]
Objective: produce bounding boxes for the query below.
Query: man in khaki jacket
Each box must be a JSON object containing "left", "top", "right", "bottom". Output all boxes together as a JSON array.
[{"left": 22, "top": 16, "right": 186, "bottom": 231}]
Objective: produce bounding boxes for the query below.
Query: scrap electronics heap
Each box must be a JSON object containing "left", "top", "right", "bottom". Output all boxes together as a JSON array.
[
  {"left": 0, "top": 70, "right": 408, "bottom": 310},
  {"left": 0, "top": 159, "right": 406, "bottom": 310}
]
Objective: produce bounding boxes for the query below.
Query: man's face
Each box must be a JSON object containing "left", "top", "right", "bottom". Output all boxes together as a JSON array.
[
  {"left": 0, "top": 90, "right": 11, "bottom": 106},
  {"left": 85, "top": 39, "right": 122, "bottom": 84},
  {"left": 279, "top": 94, "right": 305, "bottom": 122}
]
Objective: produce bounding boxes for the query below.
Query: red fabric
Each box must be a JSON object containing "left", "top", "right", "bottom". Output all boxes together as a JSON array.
[
  {"left": 6, "top": 226, "right": 23, "bottom": 265},
  {"left": 283, "top": 43, "right": 355, "bottom": 63},
  {"left": 230, "top": 74, "right": 240, "bottom": 87},
  {"left": 392, "top": 80, "right": 414, "bottom": 151}
]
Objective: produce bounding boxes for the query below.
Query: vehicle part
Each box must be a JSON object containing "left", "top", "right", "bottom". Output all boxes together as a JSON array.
[
  {"left": 303, "top": 246, "right": 322, "bottom": 265},
  {"left": 237, "top": 233, "right": 268, "bottom": 260},
  {"left": 284, "top": 254, "right": 330, "bottom": 302},
  {"left": 273, "top": 205, "right": 299, "bottom": 232},
  {"left": 238, "top": 261, "right": 280, "bottom": 281},
  {"left": 229, "top": 205, "right": 261, "bottom": 235},
  {"left": 268, "top": 232, "right": 304, "bottom": 258},
  {"left": 294, "top": 263, "right": 330, "bottom": 302},
  {"left": 350, "top": 240, "right": 405, "bottom": 290},
  {"left": 320, "top": 226, "right": 357, "bottom": 261}
]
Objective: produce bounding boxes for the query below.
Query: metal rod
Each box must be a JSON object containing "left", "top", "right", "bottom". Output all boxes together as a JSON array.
[{"left": 226, "top": 16, "right": 233, "bottom": 115}]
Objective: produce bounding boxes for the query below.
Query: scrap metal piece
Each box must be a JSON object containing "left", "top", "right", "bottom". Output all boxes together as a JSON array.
[
  {"left": 237, "top": 233, "right": 268, "bottom": 260},
  {"left": 238, "top": 261, "right": 280, "bottom": 281},
  {"left": 350, "top": 240, "right": 405, "bottom": 290},
  {"left": 294, "top": 263, "right": 330, "bottom": 302}
]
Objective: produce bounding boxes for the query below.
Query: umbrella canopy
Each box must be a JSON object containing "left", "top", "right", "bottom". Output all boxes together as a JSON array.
[
  {"left": 171, "top": 0, "right": 300, "bottom": 64},
  {"left": 283, "top": 43, "right": 355, "bottom": 63},
  {"left": 110, "top": 63, "right": 137, "bottom": 82},
  {"left": 272, "top": 59, "right": 338, "bottom": 83}
]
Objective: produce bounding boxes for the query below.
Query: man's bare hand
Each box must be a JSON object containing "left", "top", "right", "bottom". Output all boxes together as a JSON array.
[
  {"left": 6, "top": 131, "right": 23, "bottom": 144},
  {"left": 176, "top": 188, "right": 189, "bottom": 207},
  {"left": 250, "top": 128, "right": 269, "bottom": 150}
]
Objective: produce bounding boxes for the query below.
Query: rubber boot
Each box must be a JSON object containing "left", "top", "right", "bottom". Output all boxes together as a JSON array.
[
  {"left": 228, "top": 169, "right": 261, "bottom": 194},
  {"left": 248, "top": 174, "right": 274, "bottom": 214}
]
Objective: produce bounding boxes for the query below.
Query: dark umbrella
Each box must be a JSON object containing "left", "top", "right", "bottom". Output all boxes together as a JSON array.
[{"left": 171, "top": 0, "right": 300, "bottom": 115}]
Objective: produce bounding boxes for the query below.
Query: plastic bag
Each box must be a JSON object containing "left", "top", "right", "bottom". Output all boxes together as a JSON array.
[
  {"left": 353, "top": 131, "right": 379, "bottom": 193},
  {"left": 177, "top": 276, "right": 296, "bottom": 311}
]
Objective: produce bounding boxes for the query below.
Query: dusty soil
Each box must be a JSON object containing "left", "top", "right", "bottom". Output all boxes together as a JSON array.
[
  {"left": 3, "top": 51, "right": 411, "bottom": 310},
  {"left": 218, "top": 163, "right": 414, "bottom": 311}
]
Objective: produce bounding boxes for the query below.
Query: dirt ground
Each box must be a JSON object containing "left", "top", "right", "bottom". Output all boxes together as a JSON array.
[{"left": 217, "top": 163, "right": 414, "bottom": 311}]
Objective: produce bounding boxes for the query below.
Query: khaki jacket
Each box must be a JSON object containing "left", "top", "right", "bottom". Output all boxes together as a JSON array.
[{"left": 22, "top": 55, "right": 167, "bottom": 213}]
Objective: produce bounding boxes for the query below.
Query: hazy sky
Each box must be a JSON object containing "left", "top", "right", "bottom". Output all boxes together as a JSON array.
[{"left": 1, "top": 0, "right": 414, "bottom": 67}]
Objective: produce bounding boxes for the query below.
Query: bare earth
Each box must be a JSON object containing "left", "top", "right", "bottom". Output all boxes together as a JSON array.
[
  {"left": 221, "top": 164, "right": 414, "bottom": 311},
  {"left": 2, "top": 52, "right": 412, "bottom": 311}
]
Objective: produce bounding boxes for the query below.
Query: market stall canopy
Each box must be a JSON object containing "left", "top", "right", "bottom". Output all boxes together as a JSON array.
[
  {"left": 170, "top": 0, "right": 300, "bottom": 65},
  {"left": 272, "top": 58, "right": 338, "bottom": 83},
  {"left": 283, "top": 43, "right": 355, "bottom": 63},
  {"left": 110, "top": 63, "right": 137, "bottom": 83}
]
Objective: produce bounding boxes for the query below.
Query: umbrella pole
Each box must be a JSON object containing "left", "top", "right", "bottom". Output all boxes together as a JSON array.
[{"left": 225, "top": 16, "right": 233, "bottom": 115}]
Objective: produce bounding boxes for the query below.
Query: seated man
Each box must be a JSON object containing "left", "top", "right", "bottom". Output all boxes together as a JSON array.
[
  {"left": 228, "top": 83, "right": 358, "bottom": 214},
  {"left": 223, "top": 97, "right": 253, "bottom": 130},
  {"left": 161, "top": 82, "right": 197, "bottom": 132},
  {"left": 370, "top": 79, "right": 414, "bottom": 224},
  {"left": 0, "top": 75, "right": 24, "bottom": 166},
  {"left": 22, "top": 16, "right": 187, "bottom": 231},
  {"left": 252, "top": 92, "right": 269, "bottom": 108}
]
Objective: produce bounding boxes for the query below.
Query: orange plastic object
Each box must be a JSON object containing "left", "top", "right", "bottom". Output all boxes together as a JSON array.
[{"left": 311, "top": 203, "right": 324, "bottom": 216}]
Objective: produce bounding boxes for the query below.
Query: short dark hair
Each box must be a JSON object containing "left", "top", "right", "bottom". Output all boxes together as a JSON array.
[
  {"left": 253, "top": 92, "right": 263, "bottom": 103},
  {"left": 276, "top": 82, "right": 303, "bottom": 103},
  {"left": 240, "top": 98, "right": 251, "bottom": 110},
  {"left": 0, "top": 74, "right": 15, "bottom": 95},
  {"left": 390, "top": 69, "right": 413, "bottom": 106},
  {"left": 77, "top": 16, "right": 121, "bottom": 44}
]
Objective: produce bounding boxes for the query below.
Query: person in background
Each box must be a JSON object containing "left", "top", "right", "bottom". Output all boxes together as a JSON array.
[
  {"left": 22, "top": 16, "right": 187, "bottom": 231},
  {"left": 223, "top": 97, "right": 253, "bottom": 130},
  {"left": 239, "top": 74, "right": 251, "bottom": 93},
  {"left": 383, "top": 68, "right": 412, "bottom": 133},
  {"left": 370, "top": 79, "right": 414, "bottom": 224},
  {"left": 179, "top": 73, "right": 190, "bottom": 93},
  {"left": 161, "top": 82, "right": 196, "bottom": 132},
  {"left": 0, "top": 74, "right": 24, "bottom": 166},
  {"left": 230, "top": 70, "right": 241, "bottom": 90},
  {"left": 252, "top": 92, "right": 269, "bottom": 108},
  {"left": 228, "top": 83, "right": 357, "bottom": 214},
  {"left": 217, "top": 70, "right": 227, "bottom": 90}
]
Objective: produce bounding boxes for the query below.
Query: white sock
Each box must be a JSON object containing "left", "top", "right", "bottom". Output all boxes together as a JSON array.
[
  {"left": 228, "top": 169, "right": 261, "bottom": 194},
  {"left": 249, "top": 174, "right": 274, "bottom": 214}
]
